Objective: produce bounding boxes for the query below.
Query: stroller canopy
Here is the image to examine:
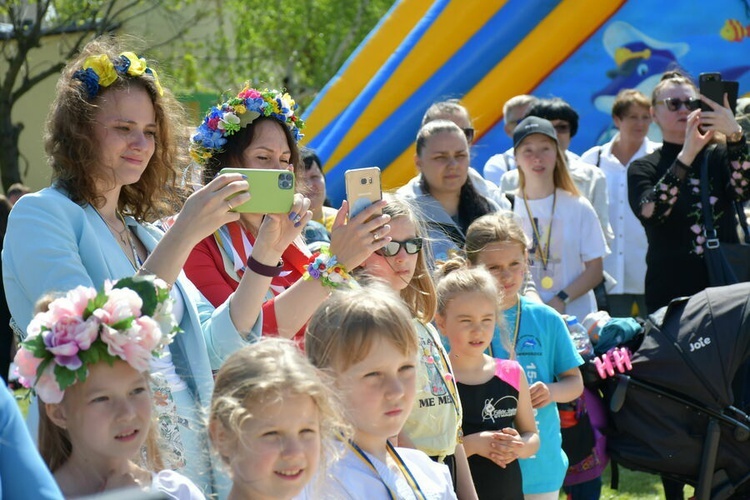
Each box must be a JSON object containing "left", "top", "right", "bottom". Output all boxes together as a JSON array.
[{"left": 631, "top": 282, "right": 750, "bottom": 410}]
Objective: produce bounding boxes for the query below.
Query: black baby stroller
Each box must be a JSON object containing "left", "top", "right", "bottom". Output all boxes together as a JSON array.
[{"left": 603, "top": 283, "right": 750, "bottom": 500}]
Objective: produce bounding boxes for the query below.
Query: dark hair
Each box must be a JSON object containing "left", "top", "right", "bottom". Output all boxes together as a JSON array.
[
  {"left": 6, "top": 183, "right": 29, "bottom": 198},
  {"left": 651, "top": 70, "right": 697, "bottom": 105},
  {"left": 45, "top": 36, "right": 187, "bottom": 221},
  {"left": 203, "top": 116, "right": 302, "bottom": 184},
  {"left": 526, "top": 97, "right": 579, "bottom": 137},
  {"left": 301, "top": 147, "right": 323, "bottom": 171}
]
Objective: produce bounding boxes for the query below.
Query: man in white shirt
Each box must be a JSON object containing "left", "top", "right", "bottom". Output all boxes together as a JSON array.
[{"left": 482, "top": 94, "right": 538, "bottom": 186}]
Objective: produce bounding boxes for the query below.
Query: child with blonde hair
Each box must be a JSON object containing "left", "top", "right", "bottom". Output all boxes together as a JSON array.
[
  {"left": 209, "top": 337, "right": 349, "bottom": 500},
  {"left": 465, "top": 212, "right": 584, "bottom": 499},
  {"left": 434, "top": 258, "right": 539, "bottom": 499},
  {"left": 303, "top": 284, "right": 457, "bottom": 499},
  {"left": 16, "top": 277, "right": 204, "bottom": 499},
  {"left": 357, "top": 195, "right": 476, "bottom": 499}
]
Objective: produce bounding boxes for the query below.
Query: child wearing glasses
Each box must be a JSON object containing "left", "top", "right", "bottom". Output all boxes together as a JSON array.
[
  {"left": 357, "top": 195, "right": 478, "bottom": 499},
  {"left": 628, "top": 70, "right": 750, "bottom": 316}
]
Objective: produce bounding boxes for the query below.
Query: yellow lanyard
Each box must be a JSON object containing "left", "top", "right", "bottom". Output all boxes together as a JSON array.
[
  {"left": 488, "top": 296, "right": 521, "bottom": 360},
  {"left": 346, "top": 440, "right": 428, "bottom": 500},
  {"left": 522, "top": 190, "right": 557, "bottom": 271}
]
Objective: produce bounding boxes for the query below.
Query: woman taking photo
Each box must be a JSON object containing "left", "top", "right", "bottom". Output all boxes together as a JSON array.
[
  {"left": 2, "top": 37, "right": 303, "bottom": 496},
  {"left": 185, "top": 86, "right": 391, "bottom": 341},
  {"left": 628, "top": 71, "right": 750, "bottom": 314}
]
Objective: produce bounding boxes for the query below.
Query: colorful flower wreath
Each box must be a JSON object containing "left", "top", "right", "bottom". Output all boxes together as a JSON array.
[
  {"left": 14, "top": 276, "right": 178, "bottom": 404},
  {"left": 189, "top": 86, "right": 305, "bottom": 166},
  {"left": 73, "top": 52, "right": 164, "bottom": 100}
]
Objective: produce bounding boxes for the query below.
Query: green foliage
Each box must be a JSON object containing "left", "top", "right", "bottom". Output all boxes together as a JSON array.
[
  {"left": 113, "top": 275, "right": 161, "bottom": 317},
  {"left": 163, "top": 0, "right": 394, "bottom": 109}
]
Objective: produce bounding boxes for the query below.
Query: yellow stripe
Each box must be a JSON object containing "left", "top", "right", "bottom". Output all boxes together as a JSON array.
[
  {"left": 303, "top": 0, "right": 432, "bottom": 141},
  {"left": 383, "top": 0, "right": 625, "bottom": 190},
  {"left": 326, "top": 0, "right": 507, "bottom": 168}
]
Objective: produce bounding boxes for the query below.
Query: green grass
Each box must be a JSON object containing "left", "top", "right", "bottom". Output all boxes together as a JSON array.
[{"left": 559, "top": 464, "right": 695, "bottom": 499}]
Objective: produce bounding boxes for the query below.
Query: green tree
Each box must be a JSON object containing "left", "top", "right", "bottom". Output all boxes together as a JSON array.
[
  {"left": 0, "top": 0, "right": 202, "bottom": 191},
  {"left": 164, "top": 0, "right": 394, "bottom": 108}
]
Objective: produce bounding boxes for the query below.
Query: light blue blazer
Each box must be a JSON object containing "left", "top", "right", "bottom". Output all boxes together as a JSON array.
[{"left": 2, "top": 185, "right": 259, "bottom": 496}]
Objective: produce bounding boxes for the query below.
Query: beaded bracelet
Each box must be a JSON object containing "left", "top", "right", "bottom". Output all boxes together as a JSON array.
[{"left": 302, "top": 245, "right": 358, "bottom": 289}]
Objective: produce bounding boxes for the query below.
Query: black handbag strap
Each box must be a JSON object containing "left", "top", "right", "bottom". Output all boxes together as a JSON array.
[{"left": 699, "top": 145, "right": 720, "bottom": 249}]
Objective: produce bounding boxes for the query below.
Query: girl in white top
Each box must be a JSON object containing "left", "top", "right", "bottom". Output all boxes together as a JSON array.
[
  {"left": 19, "top": 279, "right": 204, "bottom": 499},
  {"left": 511, "top": 117, "right": 607, "bottom": 321},
  {"left": 209, "top": 338, "right": 349, "bottom": 500},
  {"left": 303, "top": 285, "right": 457, "bottom": 499},
  {"left": 580, "top": 89, "right": 660, "bottom": 317}
]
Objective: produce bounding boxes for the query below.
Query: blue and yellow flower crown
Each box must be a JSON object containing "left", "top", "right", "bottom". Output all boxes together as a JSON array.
[
  {"left": 190, "top": 86, "right": 305, "bottom": 166},
  {"left": 73, "top": 52, "right": 164, "bottom": 100}
]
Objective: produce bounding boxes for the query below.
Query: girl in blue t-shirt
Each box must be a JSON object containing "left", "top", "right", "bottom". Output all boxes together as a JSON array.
[{"left": 465, "top": 211, "right": 584, "bottom": 500}]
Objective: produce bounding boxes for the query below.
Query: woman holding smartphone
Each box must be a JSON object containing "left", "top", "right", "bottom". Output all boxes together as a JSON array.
[
  {"left": 185, "top": 86, "right": 391, "bottom": 343},
  {"left": 627, "top": 71, "right": 750, "bottom": 315}
]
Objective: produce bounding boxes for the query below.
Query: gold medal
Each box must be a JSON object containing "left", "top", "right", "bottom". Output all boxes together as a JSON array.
[{"left": 541, "top": 276, "right": 554, "bottom": 289}]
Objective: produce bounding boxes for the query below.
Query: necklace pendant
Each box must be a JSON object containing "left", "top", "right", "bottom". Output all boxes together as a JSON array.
[{"left": 541, "top": 276, "right": 554, "bottom": 289}]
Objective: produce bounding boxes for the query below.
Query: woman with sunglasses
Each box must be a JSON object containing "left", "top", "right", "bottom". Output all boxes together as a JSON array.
[
  {"left": 628, "top": 71, "right": 750, "bottom": 317},
  {"left": 398, "top": 119, "right": 506, "bottom": 266},
  {"left": 357, "top": 194, "right": 478, "bottom": 500}
]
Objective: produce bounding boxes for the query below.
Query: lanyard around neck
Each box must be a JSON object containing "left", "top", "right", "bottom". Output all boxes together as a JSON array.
[
  {"left": 346, "top": 440, "right": 427, "bottom": 500},
  {"left": 489, "top": 296, "right": 521, "bottom": 360},
  {"left": 522, "top": 190, "right": 557, "bottom": 271}
]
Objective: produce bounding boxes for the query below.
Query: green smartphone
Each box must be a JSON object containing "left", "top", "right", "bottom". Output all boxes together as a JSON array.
[{"left": 219, "top": 168, "right": 295, "bottom": 213}]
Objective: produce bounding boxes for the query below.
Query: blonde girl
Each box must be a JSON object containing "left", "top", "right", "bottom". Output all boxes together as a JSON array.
[
  {"left": 512, "top": 116, "right": 607, "bottom": 321},
  {"left": 465, "top": 212, "right": 583, "bottom": 499},
  {"left": 19, "top": 278, "right": 204, "bottom": 499},
  {"left": 208, "top": 338, "right": 348, "bottom": 500},
  {"left": 358, "top": 195, "right": 477, "bottom": 499},
  {"left": 434, "top": 258, "right": 539, "bottom": 500},
  {"left": 303, "top": 285, "right": 457, "bottom": 499}
]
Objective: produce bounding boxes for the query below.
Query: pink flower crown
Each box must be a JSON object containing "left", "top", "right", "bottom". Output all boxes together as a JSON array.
[
  {"left": 14, "top": 276, "right": 178, "bottom": 404},
  {"left": 189, "top": 86, "right": 304, "bottom": 166}
]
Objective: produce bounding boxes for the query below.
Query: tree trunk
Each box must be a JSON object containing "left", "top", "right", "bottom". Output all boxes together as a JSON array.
[{"left": 0, "top": 104, "right": 23, "bottom": 192}]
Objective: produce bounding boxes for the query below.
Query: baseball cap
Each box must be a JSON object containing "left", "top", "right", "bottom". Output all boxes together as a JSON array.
[{"left": 513, "top": 116, "right": 558, "bottom": 150}]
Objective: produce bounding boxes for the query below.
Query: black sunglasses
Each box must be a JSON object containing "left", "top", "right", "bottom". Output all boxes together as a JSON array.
[
  {"left": 376, "top": 238, "right": 423, "bottom": 257},
  {"left": 658, "top": 97, "right": 701, "bottom": 112},
  {"left": 462, "top": 127, "right": 475, "bottom": 143}
]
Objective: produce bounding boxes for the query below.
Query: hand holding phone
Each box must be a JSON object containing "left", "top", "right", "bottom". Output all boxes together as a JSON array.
[
  {"left": 345, "top": 167, "right": 382, "bottom": 219},
  {"left": 219, "top": 168, "right": 295, "bottom": 213}
]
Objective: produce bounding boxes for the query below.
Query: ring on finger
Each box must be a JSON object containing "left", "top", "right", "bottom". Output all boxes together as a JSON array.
[
  {"left": 226, "top": 199, "right": 233, "bottom": 211},
  {"left": 372, "top": 231, "right": 378, "bottom": 241}
]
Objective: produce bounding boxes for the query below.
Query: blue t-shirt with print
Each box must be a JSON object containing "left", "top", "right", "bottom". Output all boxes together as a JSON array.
[{"left": 490, "top": 296, "right": 583, "bottom": 494}]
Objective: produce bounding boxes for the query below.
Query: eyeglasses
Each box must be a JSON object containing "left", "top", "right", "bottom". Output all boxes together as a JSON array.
[
  {"left": 657, "top": 97, "right": 701, "bottom": 112},
  {"left": 462, "top": 127, "right": 475, "bottom": 143},
  {"left": 552, "top": 123, "right": 571, "bottom": 134},
  {"left": 376, "top": 238, "right": 423, "bottom": 257}
]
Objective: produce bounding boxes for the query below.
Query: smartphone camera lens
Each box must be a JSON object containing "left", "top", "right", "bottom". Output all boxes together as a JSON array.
[
  {"left": 278, "top": 172, "right": 293, "bottom": 190},
  {"left": 360, "top": 178, "right": 367, "bottom": 185}
]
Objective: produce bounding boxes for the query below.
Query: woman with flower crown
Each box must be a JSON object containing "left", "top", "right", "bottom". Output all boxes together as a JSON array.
[
  {"left": 16, "top": 278, "right": 204, "bottom": 499},
  {"left": 2, "top": 36, "right": 305, "bottom": 497},
  {"left": 185, "top": 86, "right": 391, "bottom": 342}
]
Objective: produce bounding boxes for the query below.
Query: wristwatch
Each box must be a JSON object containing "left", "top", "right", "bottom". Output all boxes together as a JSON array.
[{"left": 556, "top": 290, "right": 570, "bottom": 304}]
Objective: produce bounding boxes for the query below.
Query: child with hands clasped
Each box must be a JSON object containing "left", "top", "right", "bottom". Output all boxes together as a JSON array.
[
  {"left": 208, "top": 338, "right": 349, "bottom": 500},
  {"left": 302, "top": 285, "right": 457, "bottom": 499},
  {"left": 465, "top": 212, "right": 584, "bottom": 499},
  {"left": 434, "top": 259, "right": 539, "bottom": 500},
  {"left": 16, "top": 277, "right": 205, "bottom": 499},
  {"left": 357, "top": 196, "right": 477, "bottom": 499}
]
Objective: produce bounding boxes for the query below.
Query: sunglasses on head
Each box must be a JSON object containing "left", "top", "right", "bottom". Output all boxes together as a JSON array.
[
  {"left": 658, "top": 97, "right": 701, "bottom": 112},
  {"left": 376, "top": 238, "right": 423, "bottom": 257},
  {"left": 462, "top": 127, "right": 475, "bottom": 143}
]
